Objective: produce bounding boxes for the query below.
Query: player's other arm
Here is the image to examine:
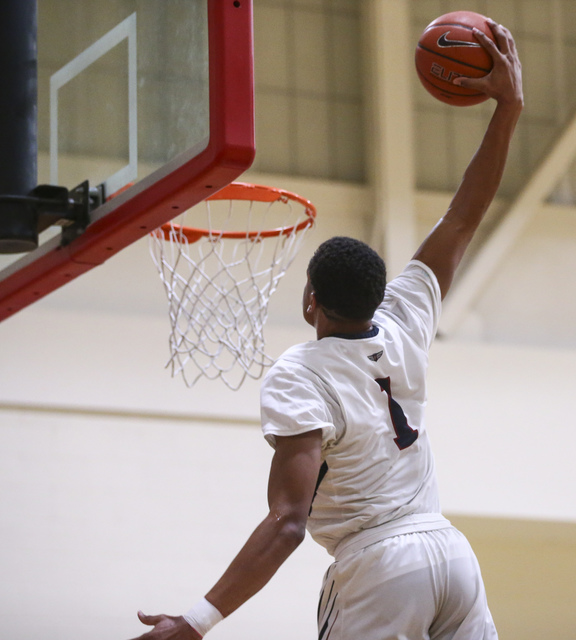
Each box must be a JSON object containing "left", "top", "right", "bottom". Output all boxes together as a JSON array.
[
  {"left": 412, "top": 20, "right": 523, "bottom": 299},
  {"left": 130, "top": 429, "right": 322, "bottom": 640},
  {"left": 203, "top": 429, "right": 322, "bottom": 616}
]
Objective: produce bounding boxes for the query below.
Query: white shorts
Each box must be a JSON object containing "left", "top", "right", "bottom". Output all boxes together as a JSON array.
[{"left": 317, "top": 527, "right": 497, "bottom": 640}]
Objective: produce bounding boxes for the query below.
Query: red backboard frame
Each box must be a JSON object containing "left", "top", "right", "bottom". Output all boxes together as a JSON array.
[{"left": 0, "top": 0, "right": 255, "bottom": 322}]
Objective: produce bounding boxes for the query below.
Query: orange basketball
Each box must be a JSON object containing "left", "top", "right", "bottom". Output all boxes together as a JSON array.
[{"left": 415, "top": 11, "right": 495, "bottom": 107}]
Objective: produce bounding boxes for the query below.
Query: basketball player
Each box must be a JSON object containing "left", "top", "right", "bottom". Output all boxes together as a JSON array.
[{"left": 131, "top": 19, "right": 522, "bottom": 640}]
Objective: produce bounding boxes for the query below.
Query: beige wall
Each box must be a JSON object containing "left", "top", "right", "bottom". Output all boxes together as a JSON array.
[{"left": 452, "top": 516, "right": 576, "bottom": 640}]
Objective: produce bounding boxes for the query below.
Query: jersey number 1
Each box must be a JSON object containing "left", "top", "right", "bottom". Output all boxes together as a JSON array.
[{"left": 376, "top": 377, "right": 419, "bottom": 450}]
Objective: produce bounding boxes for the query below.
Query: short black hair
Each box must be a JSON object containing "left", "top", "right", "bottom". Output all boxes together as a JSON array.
[{"left": 307, "top": 236, "right": 386, "bottom": 321}]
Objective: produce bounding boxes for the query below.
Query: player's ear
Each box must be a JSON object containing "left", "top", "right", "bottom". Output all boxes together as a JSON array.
[
  {"left": 302, "top": 275, "right": 315, "bottom": 310},
  {"left": 303, "top": 286, "right": 317, "bottom": 326},
  {"left": 307, "top": 291, "right": 317, "bottom": 314}
]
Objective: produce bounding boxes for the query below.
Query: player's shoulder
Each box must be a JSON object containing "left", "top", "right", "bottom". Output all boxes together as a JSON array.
[
  {"left": 376, "top": 260, "right": 442, "bottom": 348},
  {"left": 385, "top": 260, "right": 441, "bottom": 298},
  {"left": 260, "top": 341, "right": 339, "bottom": 427},
  {"left": 263, "top": 340, "right": 340, "bottom": 393},
  {"left": 263, "top": 340, "right": 308, "bottom": 373},
  {"left": 380, "top": 260, "right": 441, "bottom": 311},
  {"left": 266, "top": 340, "right": 324, "bottom": 377},
  {"left": 272, "top": 340, "right": 314, "bottom": 365}
]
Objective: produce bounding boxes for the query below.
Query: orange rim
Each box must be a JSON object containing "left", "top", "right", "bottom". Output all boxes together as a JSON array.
[{"left": 158, "top": 182, "right": 316, "bottom": 244}]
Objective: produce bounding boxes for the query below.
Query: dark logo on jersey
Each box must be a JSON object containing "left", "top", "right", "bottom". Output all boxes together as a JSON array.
[
  {"left": 368, "top": 350, "right": 383, "bottom": 362},
  {"left": 437, "top": 32, "right": 481, "bottom": 48}
]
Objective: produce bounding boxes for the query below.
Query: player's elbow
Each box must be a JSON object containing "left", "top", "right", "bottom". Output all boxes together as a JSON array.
[{"left": 272, "top": 510, "right": 307, "bottom": 550}]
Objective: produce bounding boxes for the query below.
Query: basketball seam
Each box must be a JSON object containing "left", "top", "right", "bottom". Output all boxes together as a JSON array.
[
  {"left": 416, "top": 43, "right": 492, "bottom": 73},
  {"left": 415, "top": 68, "right": 485, "bottom": 98},
  {"left": 424, "top": 22, "right": 479, "bottom": 32}
]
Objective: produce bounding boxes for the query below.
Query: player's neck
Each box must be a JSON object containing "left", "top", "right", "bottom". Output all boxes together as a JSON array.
[{"left": 316, "top": 314, "right": 373, "bottom": 340}]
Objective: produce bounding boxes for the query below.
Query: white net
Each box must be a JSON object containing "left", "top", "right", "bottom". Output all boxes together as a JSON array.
[{"left": 149, "top": 183, "right": 315, "bottom": 390}]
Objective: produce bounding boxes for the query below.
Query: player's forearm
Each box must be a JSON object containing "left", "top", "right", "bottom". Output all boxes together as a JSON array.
[
  {"left": 204, "top": 510, "right": 306, "bottom": 618},
  {"left": 445, "top": 98, "right": 522, "bottom": 234},
  {"left": 412, "top": 99, "right": 522, "bottom": 297}
]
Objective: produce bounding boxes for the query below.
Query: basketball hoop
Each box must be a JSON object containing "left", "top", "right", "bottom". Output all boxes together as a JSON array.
[{"left": 150, "top": 182, "right": 316, "bottom": 390}]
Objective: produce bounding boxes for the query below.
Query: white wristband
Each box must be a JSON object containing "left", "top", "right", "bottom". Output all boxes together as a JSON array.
[{"left": 183, "top": 598, "right": 223, "bottom": 637}]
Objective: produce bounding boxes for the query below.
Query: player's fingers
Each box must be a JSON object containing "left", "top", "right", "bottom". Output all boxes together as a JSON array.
[
  {"left": 452, "top": 75, "right": 486, "bottom": 92},
  {"left": 137, "top": 611, "right": 165, "bottom": 626},
  {"left": 486, "top": 19, "right": 513, "bottom": 55},
  {"left": 472, "top": 26, "right": 500, "bottom": 55}
]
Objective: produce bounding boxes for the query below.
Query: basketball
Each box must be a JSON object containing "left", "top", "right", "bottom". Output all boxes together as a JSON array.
[{"left": 415, "top": 11, "right": 495, "bottom": 107}]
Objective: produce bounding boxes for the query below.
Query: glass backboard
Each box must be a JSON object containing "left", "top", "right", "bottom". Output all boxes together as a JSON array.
[{"left": 0, "top": 0, "right": 255, "bottom": 322}]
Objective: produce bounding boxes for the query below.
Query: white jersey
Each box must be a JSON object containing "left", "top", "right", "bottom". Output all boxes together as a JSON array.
[{"left": 261, "top": 260, "right": 450, "bottom": 556}]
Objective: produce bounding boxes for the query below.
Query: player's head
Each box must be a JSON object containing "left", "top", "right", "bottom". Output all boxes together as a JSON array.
[{"left": 306, "top": 236, "right": 386, "bottom": 321}]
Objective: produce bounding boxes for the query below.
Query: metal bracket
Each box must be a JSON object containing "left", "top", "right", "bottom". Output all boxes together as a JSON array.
[
  {"left": 0, "top": 180, "right": 105, "bottom": 253},
  {"left": 34, "top": 180, "right": 105, "bottom": 245}
]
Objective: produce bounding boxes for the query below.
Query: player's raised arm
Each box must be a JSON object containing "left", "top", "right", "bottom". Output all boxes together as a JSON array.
[{"left": 412, "top": 20, "right": 523, "bottom": 299}]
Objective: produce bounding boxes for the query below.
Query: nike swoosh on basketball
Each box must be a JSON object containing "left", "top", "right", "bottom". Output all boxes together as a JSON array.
[{"left": 437, "top": 32, "right": 481, "bottom": 48}]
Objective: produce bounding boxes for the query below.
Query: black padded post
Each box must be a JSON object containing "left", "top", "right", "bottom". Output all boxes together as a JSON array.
[{"left": 0, "top": 0, "right": 38, "bottom": 253}]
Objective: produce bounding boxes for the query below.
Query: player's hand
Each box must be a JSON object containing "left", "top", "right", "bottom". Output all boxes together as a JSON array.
[
  {"left": 454, "top": 19, "right": 523, "bottom": 107},
  {"left": 127, "top": 611, "right": 202, "bottom": 640}
]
